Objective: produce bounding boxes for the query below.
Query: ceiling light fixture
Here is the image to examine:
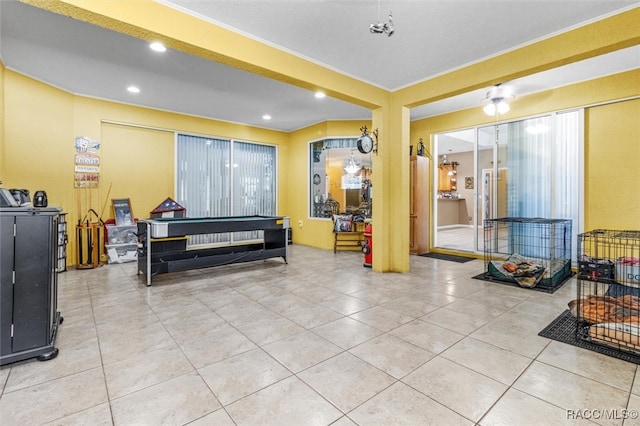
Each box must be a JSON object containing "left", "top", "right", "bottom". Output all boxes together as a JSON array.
[
  {"left": 314, "top": 91, "right": 326, "bottom": 99},
  {"left": 127, "top": 85, "right": 140, "bottom": 93},
  {"left": 149, "top": 42, "right": 166, "bottom": 52},
  {"left": 482, "top": 84, "right": 514, "bottom": 116},
  {"left": 262, "top": 114, "right": 272, "bottom": 120},
  {"left": 344, "top": 151, "right": 360, "bottom": 175},
  {"left": 370, "top": 0, "right": 394, "bottom": 36}
]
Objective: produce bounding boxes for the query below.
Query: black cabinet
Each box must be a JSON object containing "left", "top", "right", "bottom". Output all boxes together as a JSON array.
[{"left": 0, "top": 207, "right": 62, "bottom": 365}]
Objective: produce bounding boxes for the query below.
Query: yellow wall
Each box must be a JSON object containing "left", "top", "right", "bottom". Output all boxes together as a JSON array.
[
  {"left": 287, "top": 120, "right": 371, "bottom": 250},
  {"left": 2, "top": 69, "right": 290, "bottom": 266},
  {"left": 411, "top": 70, "right": 640, "bottom": 236},
  {"left": 585, "top": 98, "right": 640, "bottom": 230}
]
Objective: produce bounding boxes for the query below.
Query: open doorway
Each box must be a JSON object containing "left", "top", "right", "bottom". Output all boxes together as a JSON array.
[{"left": 433, "top": 129, "right": 476, "bottom": 252}]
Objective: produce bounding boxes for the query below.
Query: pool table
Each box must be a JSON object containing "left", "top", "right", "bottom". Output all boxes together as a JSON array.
[{"left": 137, "top": 215, "right": 290, "bottom": 286}]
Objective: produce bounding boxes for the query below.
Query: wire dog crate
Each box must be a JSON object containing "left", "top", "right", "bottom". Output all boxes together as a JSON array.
[
  {"left": 482, "top": 217, "right": 573, "bottom": 291},
  {"left": 573, "top": 230, "right": 640, "bottom": 355}
]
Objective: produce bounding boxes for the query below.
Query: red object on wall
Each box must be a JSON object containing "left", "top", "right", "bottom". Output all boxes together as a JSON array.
[{"left": 363, "top": 223, "right": 372, "bottom": 268}]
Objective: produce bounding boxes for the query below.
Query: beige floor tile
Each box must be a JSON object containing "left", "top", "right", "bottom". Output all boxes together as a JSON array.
[
  {"left": 0, "top": 367, "right": 9, "bottom": 395},
  {"left": 349, "top": 306, "right": 414, "bottom": 332},
  {"left": 104, "top": 345, "right": 194, "bottom": 399},
  {"left": 331, "top": 416, "right": 359, "bottom": 426},
  {"left": 537, "top": 341, "right": 637, "bottom": 391},
  {"left": 403, "top": 356, "right": 507, "bottom": 422},
  {"left": 188, "top": 408, "right": 237, "bottom": 426},
  {"left": 479, "top": 388, "right": 596, "bottom": 426},
  {"left": 292, "top": 285, "right": 345, "bottom": 303},
  {"left": 0, "top": 367, "right": 108, "bottom": 426},
  {"left": 407, "top": 289, "right": 459, "bottom": 307},
  {"left": 390, "top": 319, "right": 465, "bottom": 353},
  {"left": 152, "top": 297, "right": 213, "bottom": 322},
  {"left": 56, "top": 305, "right": 94, "bottom": 327},
  {"left": 312, "top": 317, "right": 383, "bottom": 349},
  {"left": 197, "top": 290, "right": 253, "bottom": 311},
  {"left": 420, "top": 307, "right": 490, "bottom": 335},
  {"left": 257, "top": 293, "right": 314, "bottom": 315},
  {"left": 198, "top": 348, "right": 292, "bottom": 405},
  {"left": 43, "top": 402, "right": 113, "bottom": 426},
  {"left": 470, "top": 313, "right": 552, "bottom": 358},
  {"left": 349, "top": 333, "right": 435, "bottom": 379},
  {"left": 444, "top": 298, "right": 515, "bottom": 322},
  {"left": 298, "top": 352, "right": 396, "bottom": 413},
  {"left": 633, "top": 369, "right": 640, "bottom": 396},
  {"left": 349, "top": 287, "right": 408, "bottom": 305},
  {"left": 432, "top": 278, "right": 487, "bottom": 298},
  {"left": 514, "top": 361, "right": 628, "bottom": 426},
  {"left": 178, "top": 325, "right": 257, "bottom": 368},
  {"left": 110, "top": 371, "right": 220, "bottom": 425},
  {"left": 225, "top": 376, "right": 342, "bottom": 426},
  {"left": 380, "top": 296, "right": 441, "bottom": 318},
  {"left": 280, "top": 304, "right": 343, "bottom": 328},
  {"left": 441, "top": 337, "right": 533, "bottom": 385},
  {"left": 4, "top": 333, "right": 102, "bottom": 392},
  {"left": 349, "top": 382, "right": 473, "bottom": 426},
  {"left": 162, "top": 311, "right": 228, "bottom": 344},
  {"left": 97, "top": 322, "right": 176, "bottom": 365},
  {"left": 215, "top": 301, "right": 281, "bottom": 326},
  {"left": 625, "top": 394, "right": 640, "bottom": 426},
  {"left": 236, "top": 315, "right": 305, "bottom": 346},
  {"left": 319, "top": 294, "right": 372, "bottom": 315},
  {"left": 262, "top": 331, "right": 343, "bottom": 373}
]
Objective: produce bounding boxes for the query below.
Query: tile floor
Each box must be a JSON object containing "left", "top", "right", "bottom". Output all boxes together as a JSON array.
[{"left": 2, "top": 245, "right": 640, "bottom": 425}]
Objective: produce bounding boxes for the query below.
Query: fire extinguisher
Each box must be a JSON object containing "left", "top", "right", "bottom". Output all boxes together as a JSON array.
[{"left": 362, "top": 223, "right": 372, "bottom": 268}]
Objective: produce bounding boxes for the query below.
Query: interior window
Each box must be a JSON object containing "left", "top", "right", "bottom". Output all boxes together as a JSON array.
[{"left": 309, "top": 138, "right": 372, "bottom": 219}]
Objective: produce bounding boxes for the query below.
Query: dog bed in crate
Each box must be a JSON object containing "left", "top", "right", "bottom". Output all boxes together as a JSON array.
[{"left": 488, "top": 253, "right": 571, "bottom": 289}]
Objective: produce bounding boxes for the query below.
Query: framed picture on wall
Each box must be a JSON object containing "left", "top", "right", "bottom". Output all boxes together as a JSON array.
[
  {"left": 465, "top": 176, "right": 474, "bottom": 189},
  {"left": 112, "top": 198, "right": 134, "bottom": 226}
]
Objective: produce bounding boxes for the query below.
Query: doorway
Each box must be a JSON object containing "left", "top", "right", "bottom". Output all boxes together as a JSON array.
[{"left": 433, "top": 129, "right": 475, "bottom": 252}]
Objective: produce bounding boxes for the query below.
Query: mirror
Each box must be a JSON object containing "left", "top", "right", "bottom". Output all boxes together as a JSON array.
[{"left": 310, "top": 139, "right": 372, "bottom": 218}]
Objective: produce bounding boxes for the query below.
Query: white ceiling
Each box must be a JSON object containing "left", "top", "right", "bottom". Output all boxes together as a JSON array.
[{"left": 1, "top": 0, "right": 638, "bottom": 132}]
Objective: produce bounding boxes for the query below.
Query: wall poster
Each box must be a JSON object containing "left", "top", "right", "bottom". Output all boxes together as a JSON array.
[{"left": 74, "top": 136, "right": 101, "bottom": 188}]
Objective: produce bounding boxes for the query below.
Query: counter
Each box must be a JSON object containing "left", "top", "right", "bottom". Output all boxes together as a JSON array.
[{"left": 437, "top": 198, "right": 469, "bottom": 226}]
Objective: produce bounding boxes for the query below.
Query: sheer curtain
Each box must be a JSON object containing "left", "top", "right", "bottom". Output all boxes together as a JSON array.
[
  {"left": 176, "top": 134, "right": 276, "bottom": 246},
  {"left": 505, "top": 111, "right": 581, "bottom": 260}
]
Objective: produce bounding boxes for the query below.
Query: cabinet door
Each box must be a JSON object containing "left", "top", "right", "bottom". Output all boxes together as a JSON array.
[
  {"left": 13, "top": 215, "right": 51, "bottom": 352},
  {"left": 410, "top": 158, "right": 417, "bottom": 215},
  {"left": 438, "top": 166, "right": 452, "bottom": 191},
  {"left": 0, "top": 215, "right": 15, "bottom": 356}
]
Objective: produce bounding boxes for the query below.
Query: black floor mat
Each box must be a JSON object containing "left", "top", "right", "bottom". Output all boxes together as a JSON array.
[
  {"left": 538, "top": 310, "right": 640, "bottom": 365},
  {"left": 471, "top": 272, "right": 572, "bottom": 294},
  {"left": 418, "top": 253, "right": 476, "bottom": 263}
]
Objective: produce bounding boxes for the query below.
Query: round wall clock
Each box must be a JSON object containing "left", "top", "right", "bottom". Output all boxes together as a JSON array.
[{"left": 357, "top": 135, "right": 373, "bottom": 154}]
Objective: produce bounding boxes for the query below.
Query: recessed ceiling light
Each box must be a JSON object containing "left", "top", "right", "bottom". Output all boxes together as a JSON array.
[
  {"left": 315, "top": 91, "right": 326, "bottom": 99},
  {"left": 262, "top": 114, "right": 272, "bottom": 120},
  {"left": 149, "top": 42, "right": 166, "bottom": 52},
  {"left": 127, "top": 86, "right": 140, "bottom": 93}
]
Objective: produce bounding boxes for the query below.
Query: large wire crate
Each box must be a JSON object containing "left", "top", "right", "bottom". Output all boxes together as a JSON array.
[
  {"left": 482, "top": 217, "right": 573, "bottom": 290},
  {"left": 573, "top": 230, "right": 640, "bottom": 355}
]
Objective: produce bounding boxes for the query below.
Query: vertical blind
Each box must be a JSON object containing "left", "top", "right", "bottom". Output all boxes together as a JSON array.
[{"left": 176, "top": 134, "right": 276, "bottom": 246}]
